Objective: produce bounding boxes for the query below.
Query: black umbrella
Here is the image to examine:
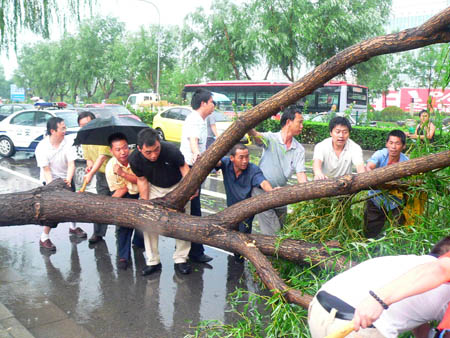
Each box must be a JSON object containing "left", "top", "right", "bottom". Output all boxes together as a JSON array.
[{"left": 73, "top": 116, "right": 149, "bottom": 146}]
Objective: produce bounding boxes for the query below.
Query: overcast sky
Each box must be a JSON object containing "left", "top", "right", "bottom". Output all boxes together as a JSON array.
[{"left": 1, "top": 0, "right": 448, "bottom": 80}]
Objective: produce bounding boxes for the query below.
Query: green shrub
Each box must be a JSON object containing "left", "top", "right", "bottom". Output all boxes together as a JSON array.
[{"left": 380, "top": 106, "right": 408, "bottom": 122}]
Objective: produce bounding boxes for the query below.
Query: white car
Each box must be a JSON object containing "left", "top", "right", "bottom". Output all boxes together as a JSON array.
[{"left": 0, "top": 109, "right": 82, "bottom": 158}]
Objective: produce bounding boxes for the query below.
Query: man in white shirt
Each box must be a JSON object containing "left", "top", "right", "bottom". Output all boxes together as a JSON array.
[
  {"left": 35, "top": 117, "right": 84, "bottom": 251},
  {"left": 313, "top": 116, "right": 365, "bottom": 180},
  {"left": 308, "top": 236, "right": 450, "bottom": 338},
  {"left": 179, "top": 89, "right": 215, "bottom": 263}
]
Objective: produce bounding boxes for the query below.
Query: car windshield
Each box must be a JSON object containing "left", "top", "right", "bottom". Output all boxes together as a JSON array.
[
  {"left": 213, "top": 110, "right": 232, "bottom": 122},
  {"left": 55, "top": 111, "right": 79, "bottom": 128}
]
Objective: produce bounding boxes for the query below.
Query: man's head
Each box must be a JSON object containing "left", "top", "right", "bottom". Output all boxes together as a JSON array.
[
  {"left": 280, "top": 105, "right": 304, "bottom": 136},
  {"left": 46, "top": 117, "right": 66, "bottom": 138},
  {"left": 137, "top": 128, "right": 161, "bottom": 162},
  {"left": 108, "top": 133, "right": 129, "bottom": 165},
  {"left": 77, "top": 111, "right": 96, "bottom": 128},
  {"left": 329, "top": 116, "right": 352, "bottom": 148},
  {"left": 191, "top": 89, "right": 215, "bottom": 117},
  {"left": 385, "top": 129, "right": 406, "bottom": 158},
  {"left": 230, "top": 144, "right": 249, "bottom": 172},
  {"left": 430, "top": 236, "right": 450, "bottom": 257}
]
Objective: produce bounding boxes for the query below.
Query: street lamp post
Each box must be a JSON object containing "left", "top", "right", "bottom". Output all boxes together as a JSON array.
[{"left": 138, "top": 0, "right": 160, "bottom": 100}]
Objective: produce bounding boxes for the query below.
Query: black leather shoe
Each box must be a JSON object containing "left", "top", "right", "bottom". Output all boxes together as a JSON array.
[
  {"left": 141, "top": 263, "right": 162, "bottom": 276},
  {"left": 234, "top": 253, "right": 245, "bottom": 263},
  {"left": 189, "top": 254, "right": 213, "bottom": 263},
  {"left": 118, "top": 259, "right": 128, "bottom": 270},
  {"left": 174, "top": 262, "right": 192, "bottom": 274},
  {"left": 88, "top": 235, "right": 103, "bottom": 244}
]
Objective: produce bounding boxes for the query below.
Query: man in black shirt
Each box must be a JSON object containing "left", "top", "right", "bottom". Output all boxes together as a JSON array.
[{"left": 129, "top": 128, "right": 192, "bottom": 275}]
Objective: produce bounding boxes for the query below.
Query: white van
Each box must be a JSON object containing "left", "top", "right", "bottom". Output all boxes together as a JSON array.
[{"left": 126, "top": 93, "right": 160, "bottom": 111}]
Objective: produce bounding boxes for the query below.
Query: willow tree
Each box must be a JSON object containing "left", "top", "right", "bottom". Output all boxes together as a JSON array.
[{"left": 1, "top": 8, "right": 450, "bottom": 309}]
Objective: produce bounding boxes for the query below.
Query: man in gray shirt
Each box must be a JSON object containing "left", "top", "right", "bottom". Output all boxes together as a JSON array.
[{"left": 249, "top": 106, "right": 307, "bottom": 235}]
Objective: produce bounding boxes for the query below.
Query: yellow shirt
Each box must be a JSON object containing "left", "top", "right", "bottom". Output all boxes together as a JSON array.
[
  {"left": 82, "top": 145, "right": 112, "bottom": 174},
  {"left": 105, "top": 156, "right": 139, "bottom": 195}
]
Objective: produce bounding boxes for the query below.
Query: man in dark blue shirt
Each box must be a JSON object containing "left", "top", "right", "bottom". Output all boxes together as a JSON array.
[{"left": 217, "top": 144, "right": 273, "bottom": 235}]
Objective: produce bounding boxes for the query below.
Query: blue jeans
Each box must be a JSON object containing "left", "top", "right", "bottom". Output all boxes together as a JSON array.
[{"left": 117, "top": 193, "right": 139, "bottom": 261}]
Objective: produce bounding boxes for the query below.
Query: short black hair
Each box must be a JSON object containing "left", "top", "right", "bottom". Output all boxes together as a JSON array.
[
  {"left": 329, "top": 116, "right": 352, "bottom": 133},
  {"left": 108, "top": 132, "right": 128, "bottom": 147},
  {"left": 230, "top": 144, "right": 248, "bottom": 156},
  {"left": 46, "top": 117, "right": 64, "bottom": 135},
  {"left": 137, "top": 128, "right": 160, "bottom": 148},
  {"left": 77, "top": 111, "right": 96, "bottom": 125},
  {"left": 419, "top": 109, "right": 428, "bottom": 117},
  {"left": 191, "top": 89, "right": 213, "bottom": 110},
  {"left": 386, "top": 129, "right": 406, "bottom": 145},
  {"left": 430, "top": 236, "right": 450, "bottom": 256},
  {"left": 280, "top": 105, "right": 302, "bottom": 128}
]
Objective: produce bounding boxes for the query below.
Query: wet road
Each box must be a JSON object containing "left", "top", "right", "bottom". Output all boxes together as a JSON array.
[{"left": 0, "top": 151, "right": 263, "bottom": 338}]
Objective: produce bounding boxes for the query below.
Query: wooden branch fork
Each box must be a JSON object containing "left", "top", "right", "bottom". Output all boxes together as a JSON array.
[{"left": 1, "top": 8, "right": 450, "bottom": 308}]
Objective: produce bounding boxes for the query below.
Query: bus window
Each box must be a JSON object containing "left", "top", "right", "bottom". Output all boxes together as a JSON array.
[
  {"left": 236, "top": 91, "right": 253, "bottom": 107},
  {"left": 256, "top": 92, "right": 273, "bottom": 105},
  {"left": 347, "top": 87, "right": 367, "bottom": 106}
]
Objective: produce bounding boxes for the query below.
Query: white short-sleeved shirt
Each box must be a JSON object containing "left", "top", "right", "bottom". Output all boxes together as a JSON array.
[
  {"left": 258, "top": 132, "right": 305, "bottom": 187},
  {"left": 35, "top": 136, "right": 77, "bottom": 183},
  {"left": 180, "top": 110, "right": 207, "bottom": 166},
  {"left": 313, "top": 137, "right": 363, "bottom": 177},
  {"left": 320, "top": 254, "right": 450, "bottom": 338}
]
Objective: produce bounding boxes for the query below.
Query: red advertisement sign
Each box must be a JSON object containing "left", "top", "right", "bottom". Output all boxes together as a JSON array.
[{"left": 381, "top": 88, "right": 450, "bottom": 112}]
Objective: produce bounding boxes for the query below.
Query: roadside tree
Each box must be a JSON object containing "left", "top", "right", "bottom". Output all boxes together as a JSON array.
[{"left": 182, "top": 0, "right": 259, "bottom": 80}]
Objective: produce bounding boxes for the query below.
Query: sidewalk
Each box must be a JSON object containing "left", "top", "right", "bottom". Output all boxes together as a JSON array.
[{"left": 0, "top": 266, "right": 93, "bottom": 338}]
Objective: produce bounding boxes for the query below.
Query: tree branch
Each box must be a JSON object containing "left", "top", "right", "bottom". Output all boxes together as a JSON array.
[{"left": 216, "top": 150, "right": 450, "bottom": 225}]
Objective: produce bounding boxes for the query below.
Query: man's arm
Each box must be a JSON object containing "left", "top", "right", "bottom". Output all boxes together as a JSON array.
[
  {"left": 111, "top": 187, "right": 128, "bottom": 198},
  {"left": 114, "top": 164, "right": 137, "bottom": 184},
  {"left": 366, "top": 161, "right": 377, "bottom": 172},
  {"left": 259, "top": 180, "right": 273, "bottom": 192},
  {"left": 137, "top": 176, "right": 150, "bottom": 200},
  {"left": 42, "top": 166, "right": 53, "bottom": 184},
  {"left": 211, "top": 123, "right": 219, "bottom": 138},
  {"left": 313, "top": 159, "right": 327, "bottom": 180},
  {"left": 296, "top": 172, "right": 307, "bottom": 183},
  {"left": 189, "top": 137, "right": 201, "bottom": 164},
  {"left": 353, "top": 257, "right": 450, "bottom": 331},
  {"left": 65, "top": 160, "right": 75, "bottom": 187},
  {"left": 84, "top": 155, "right": 109, "bottom": 184},
  {"left": 247, "top": 129, "right": 264, "bottom": 145},
  {"left": 355, "top": 163, "right": 366, "bottom": 174}
]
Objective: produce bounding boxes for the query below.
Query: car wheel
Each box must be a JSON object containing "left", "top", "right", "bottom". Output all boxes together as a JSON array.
[
  {"left": 156, "top": 128, "right": 165, "bottom": 141},
  {"left": 0, "top": 137, "right": 15, "bottom": 157}
]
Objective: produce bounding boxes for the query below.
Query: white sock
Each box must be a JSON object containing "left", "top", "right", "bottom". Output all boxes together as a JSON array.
[
  {"left": 69, "top": 223, "right": 77, "bottom": 230},
  {"left": 41, "top": 233, "right": 50, "bottom": 241}
]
